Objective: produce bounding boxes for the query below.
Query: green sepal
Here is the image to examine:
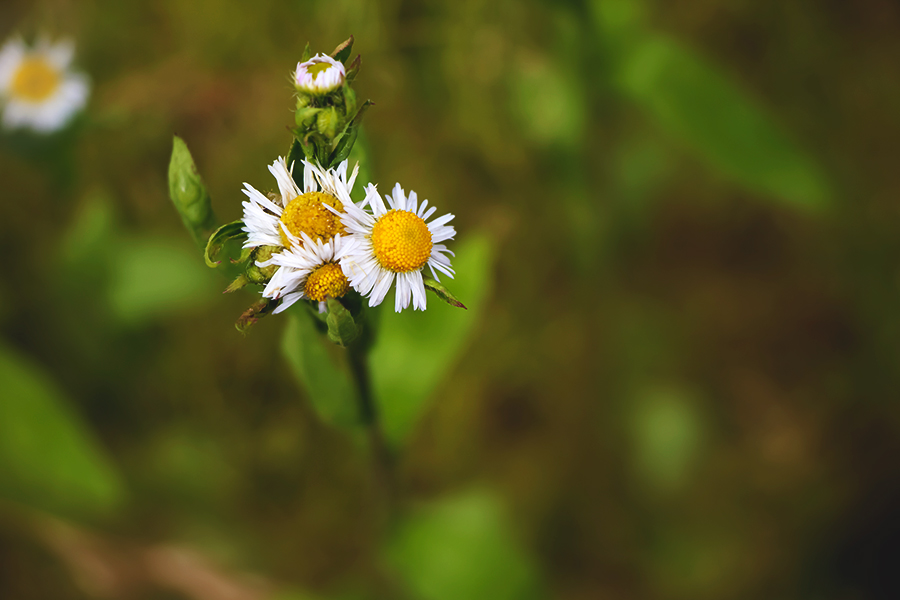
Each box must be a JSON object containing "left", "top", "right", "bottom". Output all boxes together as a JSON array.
[
  {"left": 204, "top": 220, "right": 247, "bottom": 268},
  {"left": 423, "top": 275, "right": 467, "bottom": 309},
  {"left": 295, "top": 106, "right": 321, "bottom": 128},
  {"left": 331, "top": 35, "right": 354, "bottom": 64},
  {"left": 325, "top": 298, "right": 361, "bottom": 347},
  {"left": 301, "top": 42, "right": 311, "bottom": 62},
  {"left": 168, "top": 136, "right": 216, "bottom": 248},
  {"left": 245, "top": 245, "right": 279, "bottom": 284},
  {"left": 345, "top": 54, "right": 361, "bottom": 83},
  {"left": 235, "top": 298, "right": 276, "bottom": 334},
  {"left": 224, "top": 274, "right": 249, "bottom": 293},
  {"left": 296, "top": 93, "right": 312, "bottom": 110},
  {"left": 316, "top": 107, "right": 340, "bottom": 139}
]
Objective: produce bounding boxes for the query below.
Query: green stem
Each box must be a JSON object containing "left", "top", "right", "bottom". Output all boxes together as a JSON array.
[{"left": 348, "top": 344, "right": 396, "bottom": 520}]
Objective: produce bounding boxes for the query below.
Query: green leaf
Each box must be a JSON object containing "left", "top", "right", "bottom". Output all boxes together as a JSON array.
[
  {"left": 630, "top": 386, "right": 704, "bottom": 492},
  {"left": 614, "top": 35, "right": 831, "bottom": 210},
  {"left": 287, "top": 138, "right": 306, "bottom": 188},
  {"left": 330, "top": 35, "right": 354, "bottom": 64},
  {"left": 370, "top": 234, "right": 494, "bottom": 446},
  {"left": 108, "top": 236, "right": 218, "bottom": 325},
  {"left": 204, "top": 220, "right": 248, "bottom": 268},
  {"left": 301, "top": 42, "right": 311, "bottom": 63},
  {"left": 386, "top": 491, "right": 543, "bottom": 600},
  {"left": 325, "top": 298, "right": 362, "bottom": 347},
  {"left": 168, "top": 136, "right": 217, "bottom": 247},
  {"left": 423, "top": 276, "right": 467, "bottom": 309},
  {"left": 345, "top": 54, "right": 362, "bottom": 84},
  {"left": 0, "top": 342, "right": 124, "bottom": 518},
  {"left": 328, "top": 100, "right": 373, "bottom": 167},
  {"left": 281, "top": 309, "right": 358, "bottom": 427}
]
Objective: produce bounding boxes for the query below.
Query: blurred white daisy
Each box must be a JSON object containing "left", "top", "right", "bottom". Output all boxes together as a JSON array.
[
  {"left": 0, "top": 36, "right": 89, "bottom": 133},
  {"left": 335, "top": 183, "right": 455, "bottom": 312},
  {"left": 258, "top": 231, "right": 357, "bottom": 313},
  {"left": 241, "top": 156, "right": 358, "bottom": 251},
  {"left": 294, "top": 53, "right": 345, "bottom": 95}
]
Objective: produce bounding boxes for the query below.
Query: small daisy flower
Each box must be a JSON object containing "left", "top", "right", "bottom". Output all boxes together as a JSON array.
[
  {"left": 258, "top": 231, "right": 357, "bottom": 314},
  {"left": 294, "top": 54, "right": 345, "bottom": 95},
  {"left": 241, "top": 156, "right": 358, "bottom": 251},
  {"left": 0, "top": 36, "right": 89, "bottom": 133},
  {"left": 336, "top": 183, "right": 456, "bottom": 312}
]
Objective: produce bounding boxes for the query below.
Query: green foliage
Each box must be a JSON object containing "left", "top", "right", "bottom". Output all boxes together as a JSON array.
[
  {"left": 108, "top": 236, "right": 218, "bottom": 324},
  {"left": 168, "top": 136, "right": 217, "bottom": 247},
  {"left": 423, "top": 276, "right": 467, "bottom": 309},
  {"left": 370, "top": 234, "right": 494, "bottom": 446},
  {"left": 614, "top": 37, "right": 831, "bottom": 209},
  {"left": 325, "top": 298, "right": 362, "bottom": 347},
  {"left": 331, "top": 35, "right": 355, "bottom": 64},
  {"left": 204, "top": 220, "right": 249, "bottom": 268},
  {"left": 0, "top": 343, "right": 124, "bottom": 518},
  {"left": 386, "top": 491, "right": 543, "bottom": 600},
  {"left": 630, "top": 386, "right": 704, "bottom": 492},
  {"left": 282, "top": 309, "right": 358, "bottom": 427},
  {"left": 510, "top": 53, "right": 585, "bottom": 147},
  {"left": 592, "top": 0, "right": 831, "bottom": 210}
]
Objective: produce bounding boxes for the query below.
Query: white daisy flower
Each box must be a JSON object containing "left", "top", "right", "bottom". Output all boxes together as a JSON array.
[
  {"left": 0, "top": 36, "right": 89, "bottom": 133},
  {"left": 241, "top": 156, "right": 358, "bottom": 251},
  {"left": 294, "top": 54, "right": 345, "bottom": 95},
  {"left": 335, "top": 182, "right": 456, "bottom": 312},
  {"left": 258, "top": 231, "right": 357, "bottom": 314}
]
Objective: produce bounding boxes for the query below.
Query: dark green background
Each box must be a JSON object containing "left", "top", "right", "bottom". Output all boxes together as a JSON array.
[{"left": 1, "top": 0, "right": 898, "bottom": 599}]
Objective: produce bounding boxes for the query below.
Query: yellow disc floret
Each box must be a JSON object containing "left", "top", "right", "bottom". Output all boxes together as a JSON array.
[
  {"left": 371, "top": 209, "right": 433, "bottom": 273},
  {"left": 12, "top": 57, "right": 61, "bottom": 102},
  {"left": 279, "top": 191, "right": 345, "bottom": 248},
  {"left": 304, "top": 262, "right": 349, "bottom": 302},
  {"left": 306, "top": 61, "right": 332, "bottom": 80}
]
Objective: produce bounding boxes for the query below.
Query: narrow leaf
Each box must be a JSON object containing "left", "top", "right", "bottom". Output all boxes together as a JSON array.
[
  {"left": 330, "top": 35, "right": 355, "bottom": 64},
  {"left": 204, "top": 220, "right": 247, "bottom": 268},
  {"left": 423, "top": 276, "right": 467, "bottom": 309},
  {"left": 287, "top": 139, "right": 306, "bottom": 188},
  {"left": 345, "top": 54, "right": 362, "bottom": 83}
]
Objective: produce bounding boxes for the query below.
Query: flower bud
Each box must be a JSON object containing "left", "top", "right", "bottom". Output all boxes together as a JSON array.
[
  {"left": 294, "top": 54, "right": 345, "bottom": 95},
  {"left": 168, "top": 136, "right": 216, "bottom": 247}
]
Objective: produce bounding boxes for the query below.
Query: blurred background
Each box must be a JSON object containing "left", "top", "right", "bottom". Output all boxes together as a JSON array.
[{"left": 2, "top": 0, "right": 899, "bottom": 598}]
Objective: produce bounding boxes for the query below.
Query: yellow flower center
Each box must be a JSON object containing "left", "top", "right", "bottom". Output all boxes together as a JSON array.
[
  {"left": 12, "top": 57, "right": 61, "bottom": 102},
  {"left": 12, "top": 58, "right": 61, "bottom": 102},
  {"left": 371, "top": 209, "right": 433, "bottom": 273},
  {"left": 306, "top": 61, "right": 332, "bottom": 80},
  {"left": 278, "top": 191, "right": 345, "bottom": 248},
  {"left": 304, "top": 262, "right": 349, "bottom": 302}
]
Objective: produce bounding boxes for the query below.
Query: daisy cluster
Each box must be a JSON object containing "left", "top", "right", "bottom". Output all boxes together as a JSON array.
[
  {"left": 241, "top": 157, "right": 455, "bottom": 314},
  {"left": 0, "top": 36, "right": 88, "bottom": 132}
]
